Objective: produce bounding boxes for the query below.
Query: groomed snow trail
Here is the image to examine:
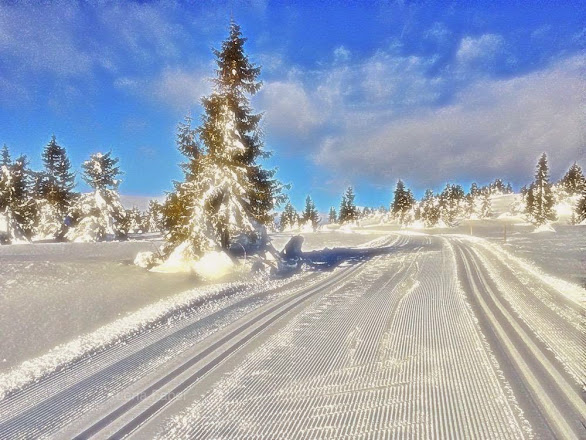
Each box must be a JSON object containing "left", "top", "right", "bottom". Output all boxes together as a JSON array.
[
  {"left": 1, "top": 233, "right": 583, "bottom": 439},
  {"left": 151, "top": 235, "right": 528, "bottom": 439}
]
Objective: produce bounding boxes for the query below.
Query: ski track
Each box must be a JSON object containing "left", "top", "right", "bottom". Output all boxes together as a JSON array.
[
  {"left": 454, "top": 236, "right": 586, "bottom": 389},
  {"left": 0, "top": 236, "right": 403, "bottom": 439},
  {"left": 154, "top": 235, "right": 528, "bottom": 439}
]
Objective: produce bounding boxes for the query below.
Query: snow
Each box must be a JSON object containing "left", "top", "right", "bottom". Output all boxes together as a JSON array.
[
  {"left": 532, "top": 223, "right": 556, "bottom": 233},
  {"left": 153, "top": 235, "right": 530, "bottom": 439},
  {"left": 152, "top": 245, "right": 238, "bottom": 280},
  {"left": 0, "top": 239, "right": 203, "bottom": 372},
  {"left": 134, "top": 250, "right": 155, "bottom": 268}
]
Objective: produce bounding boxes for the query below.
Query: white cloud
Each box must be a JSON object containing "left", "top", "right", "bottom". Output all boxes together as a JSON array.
[
  {"left": 258, "top": 80, "right": 323, "bottom": 137},
  {"left": 314, "top": 55, "right": 585, "bottom": 187},
  {"left": 115, "top": 68, "right": 211, "bottom": 111},
  {"left": 455, "top": 34, "right": 514, "bottom": 73},
  {"left": 333, "top": 46, "right": 351, "bottom": 63}
]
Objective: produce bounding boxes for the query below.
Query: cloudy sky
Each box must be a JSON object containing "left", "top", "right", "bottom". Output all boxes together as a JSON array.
[{"left": 1, "top": 0, "right": 584, "bottom": 210}]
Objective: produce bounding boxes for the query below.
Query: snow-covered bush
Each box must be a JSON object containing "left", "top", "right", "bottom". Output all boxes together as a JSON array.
[{"left": 66, "top": 152, "right": 127, "bottom": 242}]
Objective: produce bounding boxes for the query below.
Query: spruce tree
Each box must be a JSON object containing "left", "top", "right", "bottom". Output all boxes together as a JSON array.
[
  {"left": 301, "top": 195, "right": 320, "bottom": 230},
  {"left": 67, "top": 151, "right": 126, "bottom": 241},
  {"left": 145, "top": 200, "right": 164, "bottom": 232},
  {"left": 40, "top": 135, "right": 76, "bottom": 218},
  {"left": 440, "top": 183, "right": 465, "bottom": 226},
  {"left": 339, "top": 186, "right": 357, "bottom": 224},
  {"left": 391, "top": 180, "right": 415, "bottom": 225},
  {"left": 279, "top": 201, "right": 298, "bottom": 231},
  {"left": 165, "top": 21, "right": 283, "bottom": 255},
  {"left": 558, "top": 162, "right": 585, "bottom": 196},
  {"left": 0, "top": 155, "right": 37, "bottom": 240},
  {"left": 527, "top": 153, "right": 556, "bottom": 226},
  {"left": 328, "top": 206, "right": 337, "bottom": 224},
  {"left": 420, "top": 189, "right": 440, "bottom": 227}
]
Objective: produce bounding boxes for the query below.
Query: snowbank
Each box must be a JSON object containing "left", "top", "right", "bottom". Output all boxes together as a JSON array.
[
  {"left": 150, "top": 243, "right": 239, "bottom": 280},
  {"left": 532, "top": 224, "right": 556, "bottom": 233}
]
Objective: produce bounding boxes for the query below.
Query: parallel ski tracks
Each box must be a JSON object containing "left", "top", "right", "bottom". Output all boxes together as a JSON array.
[
  {"left": 157, "top": 236, "right": 526, "bottom": 439},
  {"left": 0, "top": 235, "right": 403, "bottom": 440},
  {"left": 452, "top": 240, "right": 586, "bottom": 439}
]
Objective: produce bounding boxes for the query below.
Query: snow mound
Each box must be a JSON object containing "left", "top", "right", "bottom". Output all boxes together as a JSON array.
[
  {"left": 192, "top": 251, "right": 235, "bottom": 280},
  {"left": 151, "top": 244, "right": 237, "bottom": 280},
  {"left": 134, "top": 251, "right": 155, "bottom": 268},
  {"left": 532, "top": 224, "right": 556, "bottom": 233}
]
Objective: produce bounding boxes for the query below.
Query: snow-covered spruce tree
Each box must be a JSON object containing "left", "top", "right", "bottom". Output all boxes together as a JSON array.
[
  {"left": 144, "top": 199, "right": 164, "bottom": 232},
  {"left": 391, "top": 180, "right": 415, "bottom": 225},
  {"left": 339, "top": 186, "right": 358, "bottom": 224},
  {"left": 328, "top": 206, "right": 337, "bottom": 224},
  {"left": 66, "top": 151, "right": 127, "bottom": 242},
  {"left": 126, "top": 206, "right": 144, "bottom": 234},
  {"left": 279, "top": 201, "right": 298, "bottom": 231},
  {"left": 35, "top": 135, "right": 77, "bottom": 238},
  {"left": 526, "top": 153, "right": 556, "bottom": 226},
  {"left": 480, "top": 193, "right": 492, "bottom": 218},
  {"left": 0, "top": 154, "right": 37, "bottom": 242},
  {"left": 439, "top": 183, "right": 465, "bottom": 226},
  {"left": 301, "top": 195, "right": 320, "bottom": 230},
  {"left": 558, "top": 162, "right": 585, "bottom": 197},
  {"left": 419, "top": 189, "right": 441, "bottom": 227},
  {"left": 163, "top": 21, "right": 284, "bottom": 261}
]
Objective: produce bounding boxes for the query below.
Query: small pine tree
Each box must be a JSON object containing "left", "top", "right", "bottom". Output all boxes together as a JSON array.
[
  {"left": 301, "top": 195, "right": 320, "bottom": 230},
  {"left": 339, "top": 186, "right": 358, "bottom": 224},
  {"left": 279, "top": 201, "right": 298, "bottom": 231},
  {"left": 527, "top": 153, "right": 556, "bottom": 226},
  {"left": 439, "top": 183, "right": 465, "bottom": 226},
  {"left": 469, "top": 182, "right": 481, "bottom": 198},
  {"left": 67, "top": 151, "right": 126, "bottom": 241},
  {"left": 420, "top": 189, "right": 441, "bottom": 227},
  {"left": 391, "top": 180, "right": 415, "bottom": 225},
  {"left": 328, "top": 206, "right": 337, "bottom": 224},
  {"left": 558, "top": 162, "right": 585, "bottom": 197},
  {"left": 144, "top": 200, "right": 164, "bottom": 232}
]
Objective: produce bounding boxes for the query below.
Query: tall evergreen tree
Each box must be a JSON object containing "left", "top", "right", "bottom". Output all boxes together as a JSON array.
[
  {"left": 301, "top": 195, "right": 320, "bottom": 229},
  {"left": 328, "top": 206, "right": 337, "bottom": 224},
  {"left": 165, "top": 21, "right": 283, "bottom": 255},
  {"left": 0, "top": 154, "right": 37, "bottom": 240},
  {"left": 527, "top": 153, "right": 556, "bottom": 226},
  {"left": 39, "top": 135, "right": 76, "bottom": 217}
]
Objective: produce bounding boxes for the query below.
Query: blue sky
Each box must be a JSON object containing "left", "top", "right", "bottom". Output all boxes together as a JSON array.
[{"left": 1, "top": 0, "right": 584, "bottom": 211}]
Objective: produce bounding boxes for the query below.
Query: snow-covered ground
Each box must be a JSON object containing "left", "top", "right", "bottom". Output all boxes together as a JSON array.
[
  {"left": 0, "top": 238, "right": 203, "bottom": 371},
  {"left": 0, "top": 222, "right": 584, "bottom": 438}
]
